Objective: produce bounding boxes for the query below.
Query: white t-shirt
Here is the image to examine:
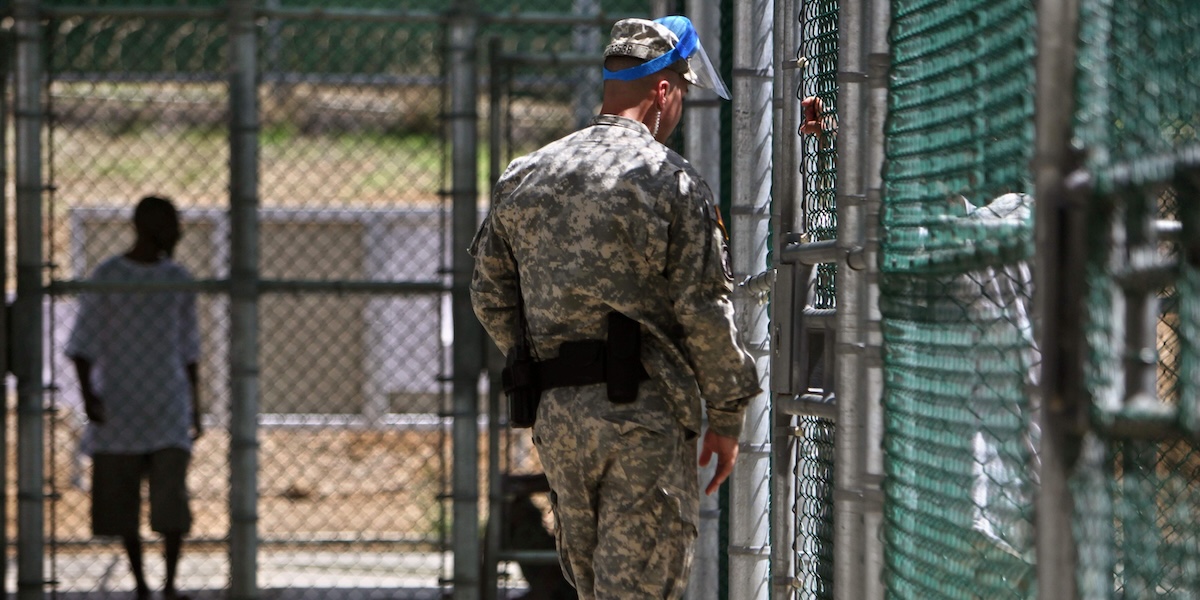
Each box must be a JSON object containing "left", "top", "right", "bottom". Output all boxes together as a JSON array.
[{"left": 66, "top": 255, "right": 201, "bottom": 455}]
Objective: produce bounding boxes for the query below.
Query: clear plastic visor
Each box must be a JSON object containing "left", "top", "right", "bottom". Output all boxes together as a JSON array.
[{"left": 685, "top": 39, "right": 730, "bottom": 100}]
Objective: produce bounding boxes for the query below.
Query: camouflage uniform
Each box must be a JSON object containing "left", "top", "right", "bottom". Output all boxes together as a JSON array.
[{"left": 470, "top": 113, "right": 760, "bottom": 599}]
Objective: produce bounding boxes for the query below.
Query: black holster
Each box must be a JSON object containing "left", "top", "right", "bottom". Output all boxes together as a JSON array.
[
  {"left": 536, "top": 313, "right": 646, "bottom": 404},
  {"left": 503, "top": 311, "right": 648, "bottom": 428},
  {"left": 604, "top": 312, "right": 644, "bottom": 404},
  {"left": 502, "top": 343, "right": 540, "bottom": 429}
]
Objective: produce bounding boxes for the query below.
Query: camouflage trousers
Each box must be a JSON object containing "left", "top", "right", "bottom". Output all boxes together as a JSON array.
[{"left": 533, "top": 382, "right": 699, "bottom": 600}]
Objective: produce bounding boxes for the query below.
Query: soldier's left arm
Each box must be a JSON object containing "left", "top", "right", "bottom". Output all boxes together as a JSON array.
[
  {"left": 666, "top": 171, "right": 761, "bottom": 439},
  {"left": 469, "top": 211, "right": 520, "bottom": 355}
]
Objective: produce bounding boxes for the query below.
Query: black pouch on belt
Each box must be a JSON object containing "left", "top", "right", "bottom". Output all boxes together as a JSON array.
[
  {"left": 503, "top": 343, "right": 540, "bottom": 428},
  {"left": 605, "top": 311, "right": 644, "bottom": 404}
]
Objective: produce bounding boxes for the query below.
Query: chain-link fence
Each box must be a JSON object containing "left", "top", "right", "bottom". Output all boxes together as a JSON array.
[
  {"left": 25, "top": 2, "right": 1200, "bottom": 599},
  {"left": 482, "top": 32, "right": 599, "bottom": 600},
  {"left": 40, "top": 3, "right": 452, "bottom": 597},
  {"left": 785, "top": 2, "right": 838, "bottom": 599},
  {"left": 879, "top": 0, "right": 1038, "bottom": 598},
  {"left": 2, "top": 1, "right": 657, "bottom": 598},
  {"left": 1070, "top": 2, "right": 1200, "bottom": 598}
]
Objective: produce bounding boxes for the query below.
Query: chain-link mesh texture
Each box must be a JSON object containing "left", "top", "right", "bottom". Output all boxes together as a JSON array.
[
  {"left": 1071, "top": 2, "right": 1200, "bottom": 598},
  {"left": 479, "top": 8, "right": 656, "bottom": 592},
  {"left": 799, "top": 0, "right": 837, "bottom": 311},
  {"left": 879, "top": 0, "right": 1037, "bottom": 598},
  {"left": 787, "top": 2, "right": 838, "bottom": 600},
  {"left": 792, "top": 416, "right": 835, "bottom": 600},
  {"left": 20, "top": 2, "right": 718, "bottom": 597},
  {"left": 35, "top": 2, "right": 513, "bottom": 596},
  {"left": 484, "top": 32, "right": 598, "bottom": 597}
]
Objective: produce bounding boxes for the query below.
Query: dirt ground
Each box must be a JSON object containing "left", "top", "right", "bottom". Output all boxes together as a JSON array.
[{"left": 28, "top": 419, "right": 467, "bottom": 544}]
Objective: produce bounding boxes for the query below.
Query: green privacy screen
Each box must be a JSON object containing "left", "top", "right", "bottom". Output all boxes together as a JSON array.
[
  {"left": 880, "top": 1, "right": 1038, "bottom": 598},
  {"left": 1071, "top": 2, "right": 1200, "bottom": 598}
]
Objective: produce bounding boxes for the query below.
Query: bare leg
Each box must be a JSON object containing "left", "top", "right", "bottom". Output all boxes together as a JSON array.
[
  {"left": 163, "top": 532, "right": 189, "bottom": 600},
  {"left": 121, "top": 535, "right": 150, "bottom": 600}
]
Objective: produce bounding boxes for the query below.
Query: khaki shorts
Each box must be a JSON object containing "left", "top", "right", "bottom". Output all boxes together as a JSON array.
[{"left": 91, "top": 448, "right": 192, "bottom": 537}]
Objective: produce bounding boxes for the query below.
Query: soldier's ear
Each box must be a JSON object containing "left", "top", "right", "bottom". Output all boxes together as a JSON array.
[{"left": 654, "top": 78, "right": 671, "bottom": 109}]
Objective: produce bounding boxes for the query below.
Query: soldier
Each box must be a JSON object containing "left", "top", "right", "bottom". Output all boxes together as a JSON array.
[{"left": 471, "top": 15, "right": 760, "bottom": 600}]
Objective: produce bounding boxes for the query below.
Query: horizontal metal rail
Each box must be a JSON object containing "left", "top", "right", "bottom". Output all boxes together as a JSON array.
[
  {"left": 47, "top": 279, "right": 446, "bottom": 295},
  {"left": 778, "top": 393, "right": 837, "bottom": 420},
  {"left": 1105, "top": 143, "right": 1200, "bottom": 188},
  {"left": 1092, "top": 408, "right": 1181, "bottom": 441},
  {"left": 36, "top": 4, "right": 640, "bottom": 27},
  {"left": 781, "top": 238, "right": 866, "bottom": 270},
  {"left": 496, "top": 52, "right": 597, "bottom": 68},
  {"left": 801, "top": 308, "right": 836, "bottom": 330},
  {"left": 50, "top": 534, "right": 443, "bottom": 548},
  {"left": 495, "top": 550, "right": 558, "bottom": 564}
]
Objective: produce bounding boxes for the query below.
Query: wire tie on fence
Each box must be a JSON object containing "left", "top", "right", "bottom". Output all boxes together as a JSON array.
[
  {"left": 775, "top": 575, "right": 803, "bottom": 590},
  {"left": 783, "top": 55, "right": 808, "bottom": 70}
]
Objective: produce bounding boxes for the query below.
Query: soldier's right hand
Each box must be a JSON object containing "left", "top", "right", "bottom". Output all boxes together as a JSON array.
[{"left": 699, "top": 429, "right": 740, "bottom": 495}]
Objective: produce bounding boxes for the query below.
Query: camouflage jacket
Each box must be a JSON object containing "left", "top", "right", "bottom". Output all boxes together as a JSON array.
[{"left": 470, "top": 114, "right": 760, "bottom": 438}]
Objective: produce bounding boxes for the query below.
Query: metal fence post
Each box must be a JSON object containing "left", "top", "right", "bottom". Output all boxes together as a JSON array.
[
  {"left": 684, "top": 4, "right": 726, "bottom": 599},
  {"left": 0, "top": 25, "right": 10, "bottom": 600},
  {"left": 228, "top": 0, "right": 261, "bottom": 598},
  {"left": 12, "top": 0, "right": 44, "bottom": 596},
  {"left": 448, "top": 3, "right": 482, "bottom": 599},
  {"left": 832, "top": 0, "right": 887, "bottom": 597},
  {"left": 729, "top": 1, "right": 773, "bottom": 598},
  {"left": 769, "top": 1, "right": 801, "bottom": 597},
  {"left": 1034, "top": 0, "right": 1083, "bottom": 597},
  {"left": 862, "top": 3, "right": 889, "bottom": 599}
]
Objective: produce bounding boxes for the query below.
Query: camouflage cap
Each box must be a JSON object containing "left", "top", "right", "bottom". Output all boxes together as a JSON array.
[
  {"left": 604, "top": 18, "right": 681, "bottom": 64},
  {"left": 602, "top": 16, "right": 731, "bottom": 100}
]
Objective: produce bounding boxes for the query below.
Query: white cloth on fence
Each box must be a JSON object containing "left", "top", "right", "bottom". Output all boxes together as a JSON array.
[{"left": 953, "top": 192, "right": 1041, "bottom": 555}]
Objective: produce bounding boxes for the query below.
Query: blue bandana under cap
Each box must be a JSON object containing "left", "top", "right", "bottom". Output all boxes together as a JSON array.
[{"left": 602, "top": 16, "right": 698, "bottom": 82}]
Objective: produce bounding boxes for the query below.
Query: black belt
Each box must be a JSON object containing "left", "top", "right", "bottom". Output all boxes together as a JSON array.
[{"left": 535, "top": 339, "right": 648, "bottom": 390}]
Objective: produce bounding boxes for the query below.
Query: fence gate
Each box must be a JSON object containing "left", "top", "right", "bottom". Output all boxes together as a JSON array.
[
  {"left": 31, "top": 3, "right": 453, "bottom": 598},
  {"left": 479, "top": 5, "right": 745, "bottom": 598},
  {"left": 1066, "top": 2, "right": 1200, "bottom": 597},
  {"left": 480, "top": 14, "right": 636, "bottom": 598},
  {"left": 770, "top": 1, "right": 840, "bottom": 599}
]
